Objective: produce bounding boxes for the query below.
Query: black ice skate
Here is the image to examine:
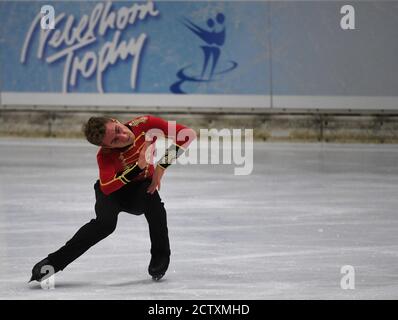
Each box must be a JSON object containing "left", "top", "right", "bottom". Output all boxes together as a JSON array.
[
  {"left": 148, "top": 255, "right": 170, "bottom": 281},
  {"left": 29, "top": 258, "right": 56, "bottom": 283}
]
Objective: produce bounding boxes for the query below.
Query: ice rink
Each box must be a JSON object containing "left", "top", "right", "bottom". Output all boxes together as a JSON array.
[{"left": 0, "top": 138, "right": 397, "bottom": 300}]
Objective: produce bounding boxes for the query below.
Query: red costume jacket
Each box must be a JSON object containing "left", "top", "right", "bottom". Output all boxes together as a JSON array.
[{"left": 97, "top": 115, "right": 195, "bottom": 195}]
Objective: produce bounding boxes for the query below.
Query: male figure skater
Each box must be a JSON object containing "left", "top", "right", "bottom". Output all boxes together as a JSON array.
[{"left": 30, "top": 115, "right": 196, "bottom": 282}]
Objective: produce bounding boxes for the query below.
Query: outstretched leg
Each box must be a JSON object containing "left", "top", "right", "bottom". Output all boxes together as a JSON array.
[
  {"left": 30, "top": 181, "right": 120, "bottom": 281},
  {"left": 201, "top": 46, "right": 212, "bottom": 79},
  {"left": 209, "top": 47, "right": 220, "bottom": 79}
]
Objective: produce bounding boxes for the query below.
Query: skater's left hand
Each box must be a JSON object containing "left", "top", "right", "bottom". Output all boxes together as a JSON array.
[{"left": 147, "top": 165, "right": 165, "bottom": 194}]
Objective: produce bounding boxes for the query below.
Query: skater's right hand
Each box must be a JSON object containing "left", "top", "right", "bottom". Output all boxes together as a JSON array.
[{"left": 147, "top": 165, "right": 164, "bottom": 194}]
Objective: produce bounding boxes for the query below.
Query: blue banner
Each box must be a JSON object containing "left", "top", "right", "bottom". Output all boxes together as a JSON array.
[
  {"left": 0, "top": 0, "right": 269, "bottom": 95},
  {"left": 1, "top": 1, "right": 397, "bottom": 109}
]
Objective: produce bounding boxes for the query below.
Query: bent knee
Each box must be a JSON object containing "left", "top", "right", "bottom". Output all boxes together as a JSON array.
[{"left": 96, "top": 219, "right": 117, "bottom": 236}]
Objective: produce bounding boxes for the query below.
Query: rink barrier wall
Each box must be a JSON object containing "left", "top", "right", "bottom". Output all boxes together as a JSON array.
[{"left": 1, "top": 108, "right": 397, "bottom": 143}]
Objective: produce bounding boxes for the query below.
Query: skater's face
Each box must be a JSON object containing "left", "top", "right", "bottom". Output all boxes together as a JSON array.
[{"left": 102, "top": 120, "right": 135, "bottom": 148}]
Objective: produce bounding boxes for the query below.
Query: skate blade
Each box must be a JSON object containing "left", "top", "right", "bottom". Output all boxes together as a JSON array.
[{"left": 152, "top": 274, "right": 165, "bottom": 281}]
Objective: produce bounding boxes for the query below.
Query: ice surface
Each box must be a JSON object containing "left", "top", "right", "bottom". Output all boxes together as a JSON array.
[{"left": 0, "top": 138, "right": 397, "bottom": 299}]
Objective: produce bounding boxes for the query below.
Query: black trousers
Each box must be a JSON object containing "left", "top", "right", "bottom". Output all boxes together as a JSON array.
[{"left": 47, "top": 179, "right": 170, "bottom": 271}]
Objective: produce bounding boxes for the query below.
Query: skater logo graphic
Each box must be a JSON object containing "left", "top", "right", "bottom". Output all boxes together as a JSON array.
[{"left": 170, "top": 13, "right": 238, "bottom": 94}]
